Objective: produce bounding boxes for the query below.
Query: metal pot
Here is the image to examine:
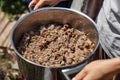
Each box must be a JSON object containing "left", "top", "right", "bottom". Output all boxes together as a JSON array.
[{"left": 10, "top": 7, "right": 99, "bottom": 80}]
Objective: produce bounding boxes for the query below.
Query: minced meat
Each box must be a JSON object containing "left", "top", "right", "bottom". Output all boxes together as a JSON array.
[{"left": 17, "top": 24, "right": 95, "bottom": 67}]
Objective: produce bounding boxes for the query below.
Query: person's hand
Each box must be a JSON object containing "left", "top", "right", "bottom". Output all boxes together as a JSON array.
[
  {"left": 29, "top": 0, "right": 67, "bottom": 10},
  {"left": 72, "top": 58, "right": 120, "bottom": 80}
]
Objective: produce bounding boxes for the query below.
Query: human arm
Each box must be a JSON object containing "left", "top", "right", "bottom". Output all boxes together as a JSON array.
[
  {"left": 72, "top": 58, "right": 120, "bottom": 80},
  {"left": 28, "top": 0, "right": 68, "bottom": 10}
]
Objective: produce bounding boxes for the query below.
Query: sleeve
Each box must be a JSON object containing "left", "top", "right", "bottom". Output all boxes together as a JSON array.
[{"left": 96, "top": 0, "right": 120, "bottom": 58}]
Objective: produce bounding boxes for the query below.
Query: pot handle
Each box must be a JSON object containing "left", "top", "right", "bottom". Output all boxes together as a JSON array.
[{"left": 61, "top": 61, "right": 87, "bottom": 80}]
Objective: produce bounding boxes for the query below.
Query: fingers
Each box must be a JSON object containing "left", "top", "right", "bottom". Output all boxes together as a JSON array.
[
  {"left": 34, "top": 1, "right": 46, "bottom": 10},
  {"left": 29, "top": 0, "right": 50, "bottom": 10},
  {"left": 29, "top": 0, "right": 68, "bottom": 10},
  {"left": 72, "top": 69, "right": 87, "bottom": 80},
  {"left": 82, "top": 73, "right": 95, "bottom": 80},
  {"left": 29, "top": 0, "right": 44, "bottom": 10},
  {"left": 29, "top": 0, "right": 38, "bottom": 8}
]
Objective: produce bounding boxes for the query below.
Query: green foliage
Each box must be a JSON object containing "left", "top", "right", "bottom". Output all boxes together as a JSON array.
[{"left": 0, "top": 0, "right": 28, "bottom": 19}]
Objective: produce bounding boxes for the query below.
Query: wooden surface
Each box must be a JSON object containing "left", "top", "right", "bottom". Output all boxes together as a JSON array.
[{"left": 0, "top": 11, "right": 16, "bottom": 48}]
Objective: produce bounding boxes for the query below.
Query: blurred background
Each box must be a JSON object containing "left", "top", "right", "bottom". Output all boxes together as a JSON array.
[
  {"left": 0, "top": 0, "right": 29, "bottom": 80},
  {"left": 0, "top": 0, "right": 29, "bottom": 20}
]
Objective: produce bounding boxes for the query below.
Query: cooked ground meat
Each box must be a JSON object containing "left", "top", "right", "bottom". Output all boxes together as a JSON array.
[{"left": 17, "top": 24, "right": 95, "bottom": 67}]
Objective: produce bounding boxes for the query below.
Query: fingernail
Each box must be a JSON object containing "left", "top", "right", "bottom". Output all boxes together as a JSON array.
[
  {"left": 33, "top": 6, "right": 37, "bottom": 10},
  {"left": 33, "top": 7, "right": 36, "bottom": 10}
]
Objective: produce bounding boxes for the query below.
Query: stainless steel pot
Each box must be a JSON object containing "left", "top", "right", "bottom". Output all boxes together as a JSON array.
[{"left": 10, "top": 7, "right": 99, "bottom": 80}]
